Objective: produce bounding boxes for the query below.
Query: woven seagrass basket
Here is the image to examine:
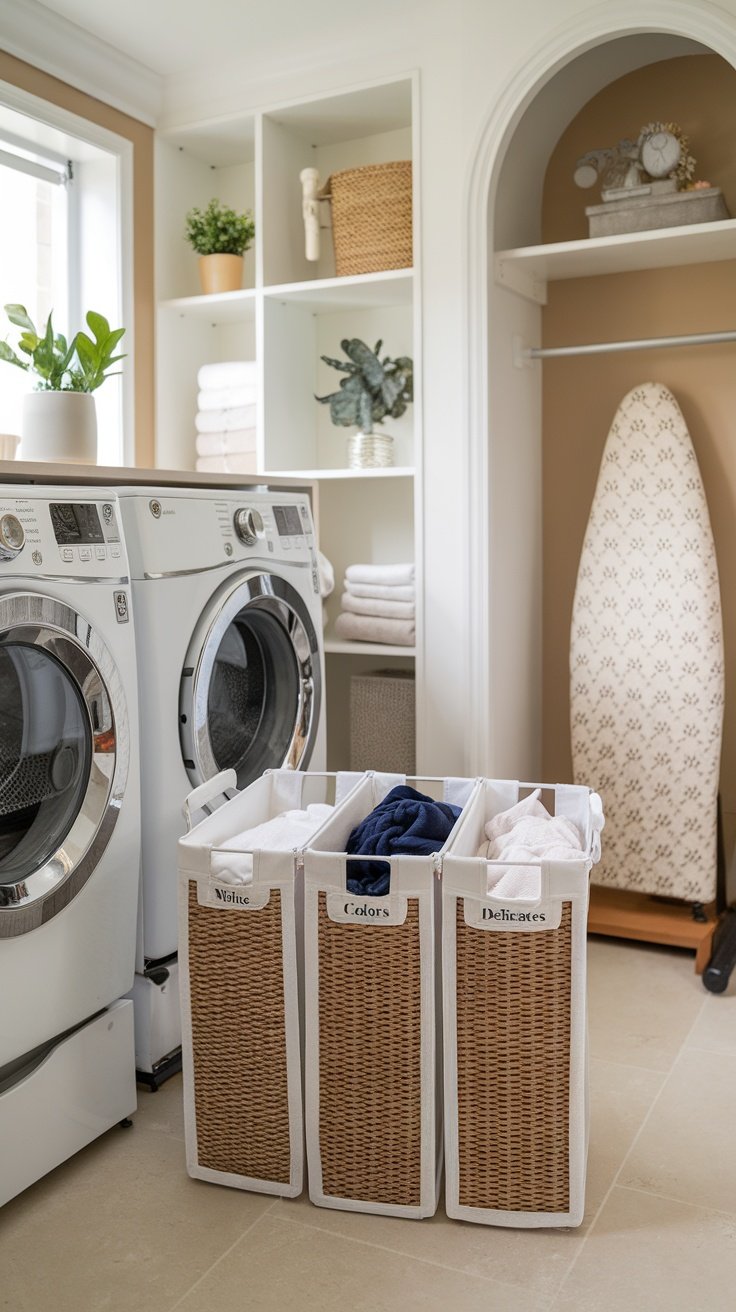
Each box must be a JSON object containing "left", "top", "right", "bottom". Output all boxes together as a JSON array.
[{"left": 323, "top": 161, "right": 413, "bottom": 276}]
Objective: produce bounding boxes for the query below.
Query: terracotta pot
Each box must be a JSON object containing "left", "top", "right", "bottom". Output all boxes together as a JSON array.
[
  {"left": 20, "top": 391, "right": 97, "bottom": 465},
  {"left": 198, "top": 254, "right": 244, "bottom": 294}
]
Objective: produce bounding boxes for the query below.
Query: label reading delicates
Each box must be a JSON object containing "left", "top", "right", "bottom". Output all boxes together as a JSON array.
[
  {"left": 326, "top": 892, "right": 408, "bottom": 926},
  {"left": 463, "top": 897, "right": 562, "bottom": 932}
]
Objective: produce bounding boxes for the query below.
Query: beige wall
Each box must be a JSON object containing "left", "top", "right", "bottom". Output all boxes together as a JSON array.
[
  {"left": 541, "top": 53, "right": 736, "bottom": 879},
  {"left": 0, "top": 51, "right": 154, "bottom": 467}
]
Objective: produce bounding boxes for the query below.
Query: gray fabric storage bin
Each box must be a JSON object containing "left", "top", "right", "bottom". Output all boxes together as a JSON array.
[{"left": 349, "top": 668, "right": 415, "bottom": 773}]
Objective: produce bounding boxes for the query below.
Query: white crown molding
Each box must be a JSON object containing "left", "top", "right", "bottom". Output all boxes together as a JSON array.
[{"left": 0, "top": 0, "right": 163, "bottom": 126}]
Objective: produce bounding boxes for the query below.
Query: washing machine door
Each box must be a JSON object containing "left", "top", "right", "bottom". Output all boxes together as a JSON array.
[
  {"left": 0, "top": 592, "right": 128, "bottom": 938},
  {"left": 180, "top": 570, "right": 321, "bottom": 789}
]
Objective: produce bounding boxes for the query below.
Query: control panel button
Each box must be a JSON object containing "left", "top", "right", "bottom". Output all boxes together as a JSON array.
[
  {"left": 61, "top": 547, "right": 74, "bottom": 563},
  {"left": 95, "top": 545, "right": 107, "bottom": 561},
  {"left": 234, "top": 507, "right": 265, "bottom": 546},
  {"left": 79, "top": 546, "right": 92, "bottom": 562},
  {"left": 110, "top": 545, "right": 121, "bottom": 559},
  {"left": 0, "top": 513, "right": 25, "bottom": 561}
]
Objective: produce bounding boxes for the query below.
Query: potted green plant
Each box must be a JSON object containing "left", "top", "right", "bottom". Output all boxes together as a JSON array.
[
  {"left": 0, "top": 304, "right": 125, "bottom": 464},
  {"left": 184, "top": 197, "right": 256, "bottom": 294},
  {"left": 315, "top": 337, "right": 413, "bottom": 468}
]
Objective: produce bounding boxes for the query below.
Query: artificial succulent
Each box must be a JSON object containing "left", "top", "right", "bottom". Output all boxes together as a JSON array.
[{"left": 316, "top": 338, "right": 413, "bottom": 432}]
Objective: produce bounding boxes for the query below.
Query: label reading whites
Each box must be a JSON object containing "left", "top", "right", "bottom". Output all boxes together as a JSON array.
[
  {"left": 326, "top": 892, "right": 408, "bottom": 925},
  {"left": 199, "top": 880, "right": 271, "bottom": 911},
  {"left": 464, "top": 897, "right": 562, "bottom": 932}
]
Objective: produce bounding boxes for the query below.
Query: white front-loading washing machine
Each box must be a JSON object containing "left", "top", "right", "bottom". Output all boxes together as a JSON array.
[
  {"left": 0, "top": 488, "right": 140, "bottom": 1206},
  {"left": 117, "top": 486, "right": 325, "bottom": 1082}
]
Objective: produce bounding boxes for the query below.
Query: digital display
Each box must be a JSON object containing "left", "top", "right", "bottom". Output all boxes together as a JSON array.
[
  {"left": 50, "top": 503, "right": 104, "bottom": 545},
  {"left": 273, "top": 505, "right": 304, "bottom": 537}
]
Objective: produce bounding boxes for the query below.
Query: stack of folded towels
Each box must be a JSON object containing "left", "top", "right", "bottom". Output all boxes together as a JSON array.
[
  {"left": 334, "top": 562, "right": 415, "bottom": 646},
  {"left": 195, "top": 360, "right": 258, "bottom": 474}
]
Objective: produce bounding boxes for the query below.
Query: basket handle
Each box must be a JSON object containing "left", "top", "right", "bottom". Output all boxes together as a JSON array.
[
  {"left": 182, "top": 769, "right": 238, "bottom": 831},
  {"left": 480, "top": 861, "right": 551, "bottom": 908},
  {"left": 589, "top": 792, "right": 605, "bottom": 863}
]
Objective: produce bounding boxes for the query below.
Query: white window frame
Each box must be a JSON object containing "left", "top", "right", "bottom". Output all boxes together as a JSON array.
[{"left": 0, "top": 80, "right": 135, "bottom": 466}]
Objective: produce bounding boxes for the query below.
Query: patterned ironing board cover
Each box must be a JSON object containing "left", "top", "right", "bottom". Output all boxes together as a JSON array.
[{"left": 570, "top": 382, "right": 724, "bottom": 902}]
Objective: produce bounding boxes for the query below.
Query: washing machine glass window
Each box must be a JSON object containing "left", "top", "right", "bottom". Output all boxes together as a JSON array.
[
  {"left": 207, "top": 606, "right": 301, "bottom": 783},
  {"left": 0, "top": 643, "right": 92, "bottom": 883},
  {"left": 182, "top": 572, "right": 321, "bottom": 790},
  {"left": 0, "top": 593, "right": 129, "bottom": 937}
]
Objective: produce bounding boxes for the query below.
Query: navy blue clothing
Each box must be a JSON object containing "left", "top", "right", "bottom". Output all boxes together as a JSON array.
[{"left": 345, "top": 785, "right": 461, "bottom": 896}]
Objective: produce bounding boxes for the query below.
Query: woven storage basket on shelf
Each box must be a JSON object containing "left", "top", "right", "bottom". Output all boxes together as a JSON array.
[
  {"left": 177, "top": 768, "right": 361, "bottom": 1198},
  {"left": 303, "top": 771, "right": 478, "bottom": 1218},
  {"left": 350, "top": 669, "right": 415, "bottom": 774},
  {"left": 323, "top": 160, "right": 412, "bottom": 276},
  {"left": 441, "top": 779, "right": 603, "bottom": 1228}
]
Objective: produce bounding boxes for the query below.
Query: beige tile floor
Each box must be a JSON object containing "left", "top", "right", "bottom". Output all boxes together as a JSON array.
[{"left": 2, "top": 936, "right": 736, "bottom": 1312}]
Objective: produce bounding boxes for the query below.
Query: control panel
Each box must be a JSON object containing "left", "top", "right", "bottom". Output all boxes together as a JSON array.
[
  {"left": 117, "top": 489, "right": 319, "bottom": 594},
  {"left": 0, "top": 493, "right": 126, "bottom": 577}
]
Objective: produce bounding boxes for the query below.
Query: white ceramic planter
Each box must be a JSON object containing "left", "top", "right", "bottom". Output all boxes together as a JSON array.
[
  {"left": 20, "top": 391, "right": 97, "bottom": 465},
  {"left": 347, "top": 431, "right": 395, "bottom": 469}
]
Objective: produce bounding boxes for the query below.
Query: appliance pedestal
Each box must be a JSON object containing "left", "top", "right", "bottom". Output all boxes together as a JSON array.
[{"left": 0, "top": 999, "right": 136, "bottom": 1207}]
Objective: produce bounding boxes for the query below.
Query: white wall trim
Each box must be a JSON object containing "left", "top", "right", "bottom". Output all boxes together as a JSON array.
[
  {"left": 463, "top": 0, "right": 736, "bottom": 776},
  {"left": 0, "top": 0, "right": 162, "bottom": 126}
]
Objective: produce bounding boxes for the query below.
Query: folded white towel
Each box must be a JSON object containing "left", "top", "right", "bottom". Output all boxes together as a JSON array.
[
  {"left": 195, "top": 405, "right": 257, "bottom": 434},
  {"left": 340, "top": 591, "right": 415, "bottom": 620},
  {"left": 198, "top": 360, "right": 257, "bottom": 390},
  {"left": 197, "top": 385, "right": 258, "bottom": 412},
  {"left": 344, "top": 581, "right": 415, "bottom": 602},
  {"left": 318, "top": 550, "right": 335, "bottom": 599},
  {"left": 195, "top": 453, "right": 258, "bottom": 474},
  {"left": 195, "top": 429, "right": 257, "bottom": 457},
  {"left": 334, "top": 612, "right": 415, "bottom": 646},
  {"left": 211, "top": 803, "right": 334, "bottom": 883},
  {"left": 345, "top": 562, "right": 415, "bottom": 586},
  {"left": 476, "top": 790, "right": 585, "bottom": 899}
]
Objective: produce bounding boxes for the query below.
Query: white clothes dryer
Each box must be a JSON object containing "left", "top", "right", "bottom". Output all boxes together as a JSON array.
[
  {"left": 117, "top": 487, "right": 325, "bottom": 1081},
  {"left": 0, "top": 488, "right": 140, "bottom": 1206}
]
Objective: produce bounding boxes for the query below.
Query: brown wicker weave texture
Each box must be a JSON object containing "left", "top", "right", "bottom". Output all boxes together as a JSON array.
[
  {"left": 188, "top": 882, "right": 291, "bottom": 1183},
  {"left": 329, "top": 161, "right": 412, "bottom": 277},
  {"left": 455, "top": 900, "right": 573, "bottom": 1213},
  {"left": 317, "top": 890, "right": 422, "bottom": 1206}
]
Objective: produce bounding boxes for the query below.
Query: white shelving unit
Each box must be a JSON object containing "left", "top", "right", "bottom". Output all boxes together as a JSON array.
[
  {"left": 154, "top": 74, "right": 421, "bottom": 769},
  {"left": 495, "top": 217, "right": 736, "bottom": 303}
]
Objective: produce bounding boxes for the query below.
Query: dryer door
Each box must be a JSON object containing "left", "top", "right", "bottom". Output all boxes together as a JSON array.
[
  {"left": 180, "top": 571, "right": 321, "bottom": 789},
  {"left": 0, "top": 593, "right": 128, "bottom": 938}
]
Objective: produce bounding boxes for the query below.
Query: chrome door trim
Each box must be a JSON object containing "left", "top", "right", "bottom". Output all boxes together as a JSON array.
[
  {"left": 0, "top": 592, "right": 129, "bottom": 938},
  {"left": 180, "top": 571, "right": 321, "bottom": 787}
]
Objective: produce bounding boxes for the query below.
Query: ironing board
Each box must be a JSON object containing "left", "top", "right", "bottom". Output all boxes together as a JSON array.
[{"left": 570, "top": 382, "right": 724, "bottom": 905}]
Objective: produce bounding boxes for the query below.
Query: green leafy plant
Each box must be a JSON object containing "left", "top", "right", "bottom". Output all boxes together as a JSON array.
[
  {"left": 315, "top": 338, "right": 413, "bottom": 432},
  {"left": 0, "top": 304, "right": 125, "bottom": 392},
  {"left": 184, "top": 198, "right": 256, "bottom": 256}
]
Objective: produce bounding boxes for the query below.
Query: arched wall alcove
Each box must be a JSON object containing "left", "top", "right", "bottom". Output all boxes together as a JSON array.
[{"left": 464, "top": 3, "right": 736, "bottom": 855}]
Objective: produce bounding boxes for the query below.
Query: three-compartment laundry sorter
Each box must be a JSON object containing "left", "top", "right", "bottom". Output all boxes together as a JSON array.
[{"left": 177, "top": 769, "right": 603, "bottom": 1227}]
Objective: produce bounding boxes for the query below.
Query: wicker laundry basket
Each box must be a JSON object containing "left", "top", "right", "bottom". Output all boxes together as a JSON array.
[
  {"left": 441, "top": 779, "right": 604, "bottom": 1228},
  {"left": 350, "top": 669, "right": 415, "bottom": 774},
  {"left": 322, "top": 161, "right": 413, "bottom": 276},
  {"left": 177, "top": 768, "right": 362, "bottom": 1197},
  {"left": 303, "top": 771, "right": 478, "bottom": 1217}
]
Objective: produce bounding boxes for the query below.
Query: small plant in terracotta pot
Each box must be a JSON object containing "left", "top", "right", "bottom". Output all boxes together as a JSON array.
[{"left": 184, "top": 198, "right": 255, "bottom": 294}]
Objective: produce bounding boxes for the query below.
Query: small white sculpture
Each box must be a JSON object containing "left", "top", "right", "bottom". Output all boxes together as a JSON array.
[{"left": 300, "top": 168, "right": 321, "bottom": 262}]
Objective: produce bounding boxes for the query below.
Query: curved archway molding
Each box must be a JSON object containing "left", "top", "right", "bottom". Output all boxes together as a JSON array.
[{"left": 463, "top": 0, "right": 736, "bottom": 775}]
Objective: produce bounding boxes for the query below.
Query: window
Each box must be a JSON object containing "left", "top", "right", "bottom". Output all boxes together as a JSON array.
[
  {"left": 0, "top": 93, "right": 131, "bottom": 465},
  {"left": 0, "top": 137, "right": 71, "bottom": 443}
]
